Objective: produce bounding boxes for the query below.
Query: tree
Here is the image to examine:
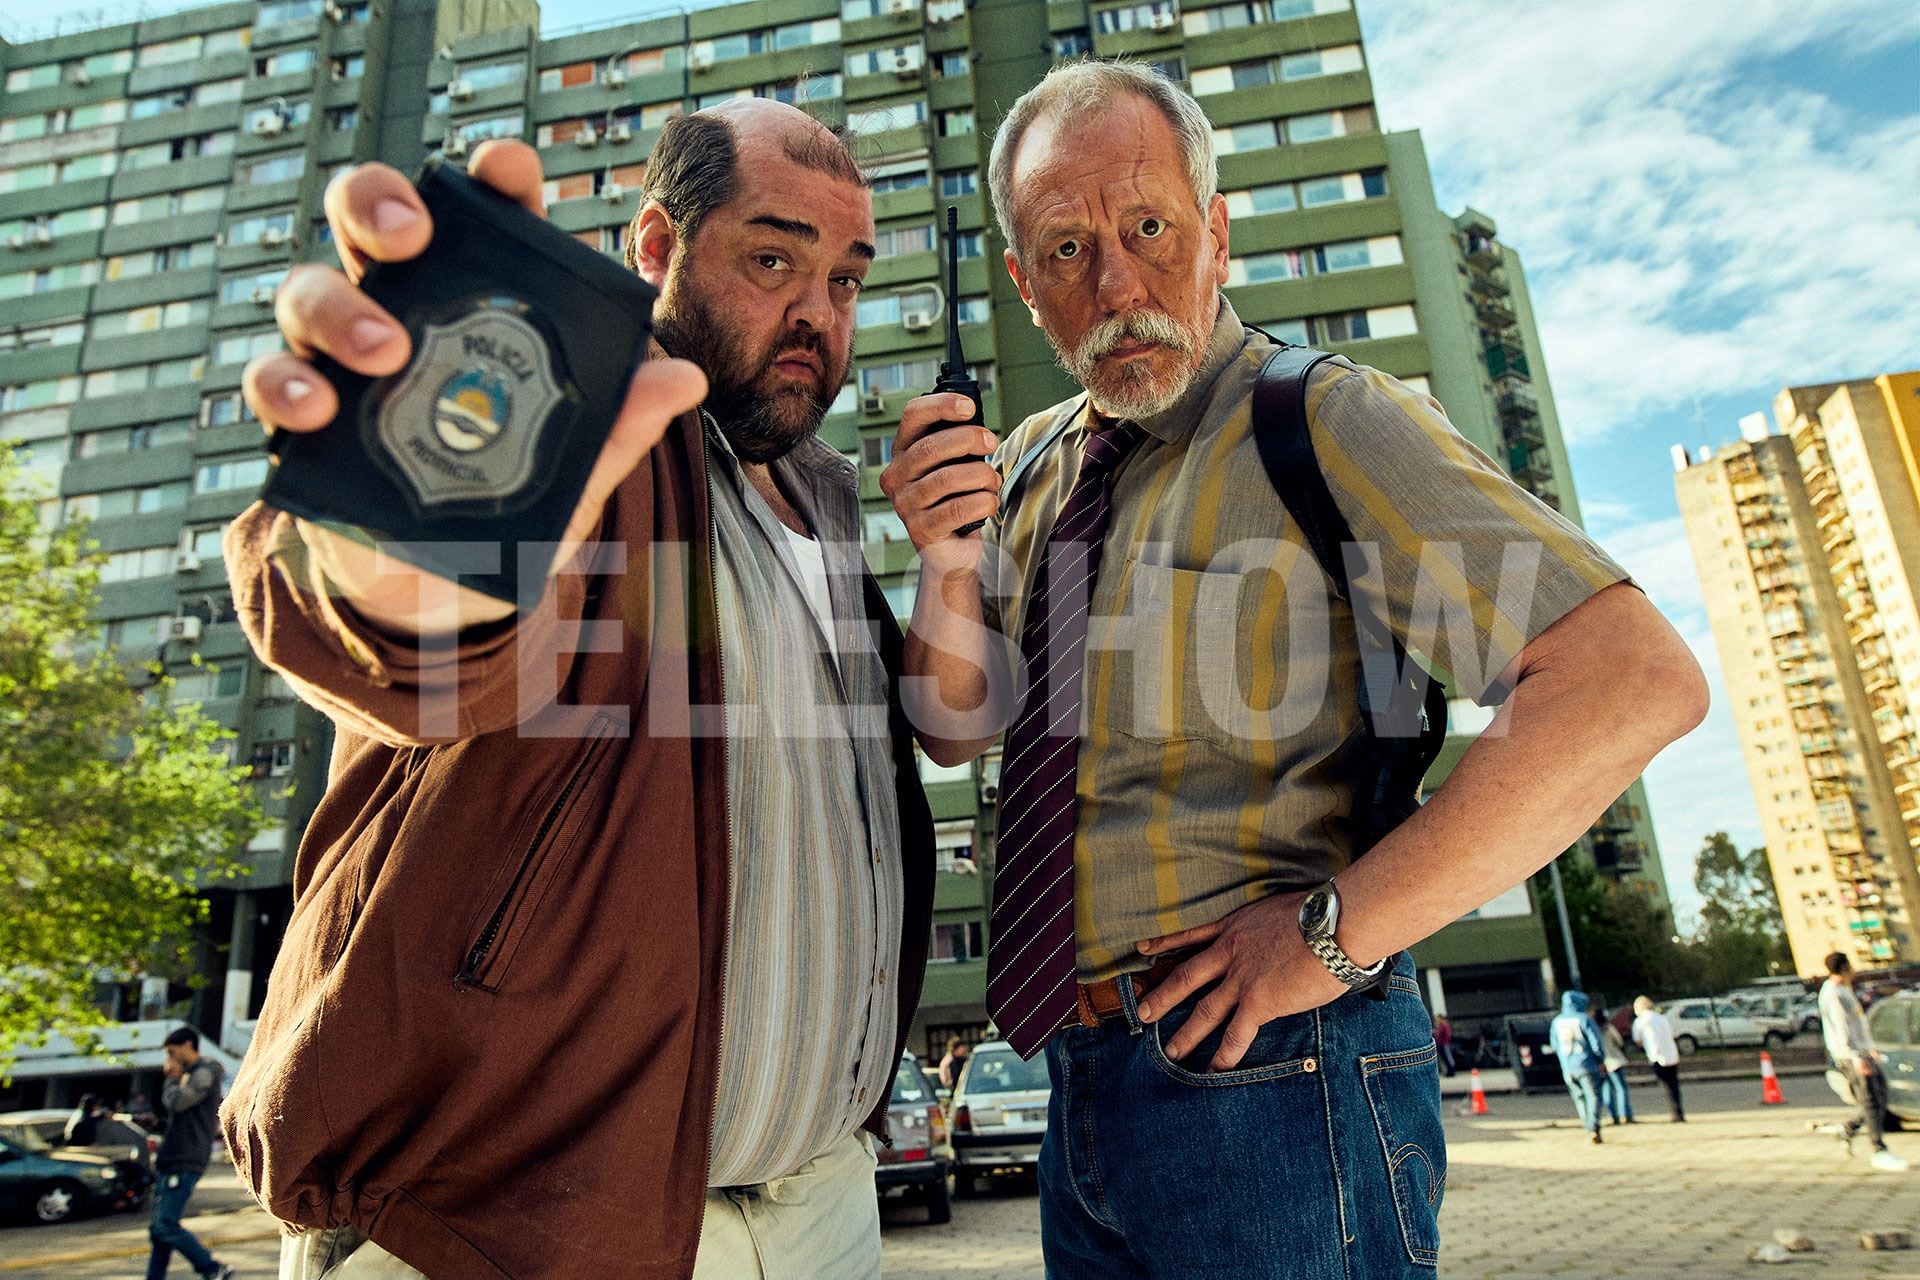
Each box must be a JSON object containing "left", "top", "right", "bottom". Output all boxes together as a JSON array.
[
  {"left": 1534, "top": 851, "right": 1697, "bottom": 1003},
  {"left": 0, "top": 447, "right": 263, "bottom": 1073},
  {"left": 1689, "top": 831, "right": 1793, "bottom": 990}
]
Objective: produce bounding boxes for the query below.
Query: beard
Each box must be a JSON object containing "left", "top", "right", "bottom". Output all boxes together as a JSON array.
[
  {"left": 652, "top": 259, "right": 847, "bottom": 464},
  {"left": 1051, "top": 307, "right": 1202, "bottom": 421}
]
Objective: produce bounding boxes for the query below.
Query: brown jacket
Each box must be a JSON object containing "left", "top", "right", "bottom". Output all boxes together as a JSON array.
[{"left": 220, "top": 400, "right": 935, "bottom": 1279}]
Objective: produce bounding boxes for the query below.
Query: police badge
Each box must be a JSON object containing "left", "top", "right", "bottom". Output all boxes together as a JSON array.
[{"left": 261, "top": 157, "right": 657, "bottom": 607}]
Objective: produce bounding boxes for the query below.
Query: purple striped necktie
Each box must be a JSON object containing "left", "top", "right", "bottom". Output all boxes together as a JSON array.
[{"left": 988, "top": 417, "right": 1146, "bottom": 1059}]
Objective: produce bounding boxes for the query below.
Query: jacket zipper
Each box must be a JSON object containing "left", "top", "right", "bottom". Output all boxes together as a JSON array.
[
  {"left": 453, "top": 727, "right": 612, "bottom": 990},
  {"left": 703, "top": 421, "right": 737, "bottom": 1181}
]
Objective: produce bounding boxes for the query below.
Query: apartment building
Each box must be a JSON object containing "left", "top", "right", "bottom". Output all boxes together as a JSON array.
[
  {"left": 1, "top": 0, "right": 1663, "bottom": 1088},
  {"left": 1677, "top": 373, "right": 1920, "bottom": 974}
]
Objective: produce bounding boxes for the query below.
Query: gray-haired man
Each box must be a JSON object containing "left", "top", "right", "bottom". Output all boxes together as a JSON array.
[{"left": 884, "top": 62, "right": 1706, "bottom": 1277}]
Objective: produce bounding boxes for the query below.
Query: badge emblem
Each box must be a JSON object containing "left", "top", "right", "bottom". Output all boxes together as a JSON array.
[{"left": 374, "top": 304, "right": 564, "bottom": 509}]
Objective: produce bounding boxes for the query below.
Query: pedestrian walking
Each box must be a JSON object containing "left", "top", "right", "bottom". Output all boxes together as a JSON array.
[
  {"left": 223, "top": 107, "right": 938, "bottom": 1280},
  {"left": 64, "top": 1093, "right": 109, "bottom": 1147},
  {"left": 886, "top": 59, "right": 1704, "bottom": 1276},
  {"left": 1595, "top": 1003, "right": 1635, "bottom": 1124},
  {"left": 1631, "top": 995, "right": 1685, "bottom": 1121},
  {"left": 1552, "top": 992, "right": 1607, "bottom": 1143},
  {"left": 1435, "top": 1015, "right": 1457, "bottom": 1077},
  {"left": 937, "top": 1038, "right": 970, "bottom": 1093},
  {"left": 1819, "top": 952, "right": 1910, "bottom": 1171},
  {"left": 146, "top": 1027, "right": 234, "bottom": 1280}
]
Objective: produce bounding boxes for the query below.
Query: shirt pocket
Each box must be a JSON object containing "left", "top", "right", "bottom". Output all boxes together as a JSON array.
[{"left": 1110, "top": 558, "right": 1249, "bottom": 750}]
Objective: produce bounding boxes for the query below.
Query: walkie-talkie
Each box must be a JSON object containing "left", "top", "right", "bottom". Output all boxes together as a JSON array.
[{"left": 931, "top": 204, "right": 992, "bottom": 536}]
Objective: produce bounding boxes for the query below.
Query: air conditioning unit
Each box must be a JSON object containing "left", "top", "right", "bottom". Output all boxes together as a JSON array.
[
  {"left": 575, "top": 123, "right": 599, "bottom": 147},
  {"left": 4, "top": 235, "right": 24, "bottom": 251},
  {"left": 860, "top": 391, "right": 887, "bottom": 415},
  {"left": 30, "top": 226, "right": 52, "bottom": 246},
  {"left": 251, "top": 114, "right": 286, "bottom": 137},
  {"left": 1148, "top": 8, "right": 1178, "bottom": 29},
  {"left": 250, "top": 286, "right": 275, "bottom": 305},
  {"left": 689, "top": 47, "right": 713, "bottom": 73},
  {"left": 606, "top": 121, "right": 632, "bottom": 144},
  {"left": 600, "top": 182, "right": 625, "bottom": 202},
  {"left": 164, "top": 616, "right": 204, "bottom": 644},
  {"left": 887, "top": 0, "right": 914, "bottom": 14},
  {"left": 979, "top": 780, "right": 999, "bottom": 804},
  {"left": 605, "top": 67, "right": 628, "bottom": 88},
  {"left": 69, "top": 67, "right": 93, "bottom": 86},
  {"left": 322, "top": 0, "right": 346, "bottom": 20},
  {"left": 443, "top": 133, "right": 468, "bottom": 156},
  {"left": 447, "top": 79, "right": 475, "bottom": 101},
  {"left": 173, "top": 551, "right": 203, "bottom": 575},
  {"left": 260, "top": 226, "right": 289, "bottom": 247},
  {"left": 901, "top": 306, "right": 935, "bottom": 332},
  {"left": 892, "top": 53, "right": 921, "bottom": 78}
]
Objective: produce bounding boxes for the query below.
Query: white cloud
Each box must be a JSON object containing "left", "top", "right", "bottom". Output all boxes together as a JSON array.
[{"left": 1361, "top": 0, "right": 1920, "bottom": 446}]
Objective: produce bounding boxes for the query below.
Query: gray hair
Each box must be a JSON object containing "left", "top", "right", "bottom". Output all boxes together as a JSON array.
[{"left": 987, "top": 60, "right": 1219, "bottom": 265}]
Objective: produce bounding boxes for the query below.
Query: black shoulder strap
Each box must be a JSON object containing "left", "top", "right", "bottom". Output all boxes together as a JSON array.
[{"left": 1250, "top": 343, "right": 1450, "bottom": 845}]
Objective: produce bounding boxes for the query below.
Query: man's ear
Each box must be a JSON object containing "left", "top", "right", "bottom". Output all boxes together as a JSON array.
[
  {"left": 1005, "top": 248, "right": 1041, "bottom": 327},
  {"left": 1206, "top": 191, "right": 1230, "bottom": 287},
  {"left": 631, "top": 200, "right": 678, "bottom": 291}
]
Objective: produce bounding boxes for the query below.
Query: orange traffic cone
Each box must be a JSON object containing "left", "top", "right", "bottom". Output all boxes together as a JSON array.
[
  {"left": 1469, "top": 1067, "right": 1491, "bottom": 1115},
  {"left": 1760, "top": 1051, "right": 1787, "bottom": 1105}
]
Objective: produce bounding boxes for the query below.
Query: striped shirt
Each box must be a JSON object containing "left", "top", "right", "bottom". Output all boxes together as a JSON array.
[
  {"left": 704, "top": 417, "right": 903, "bottom": 1187},
  {"left": 983, "top": 298, "right": 1634, "bottom": 984}
]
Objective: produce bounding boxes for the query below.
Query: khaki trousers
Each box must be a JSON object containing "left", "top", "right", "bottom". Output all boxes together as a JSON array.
[{"left": 277, "top": 1131, "right": 880, "bottom": 1280}]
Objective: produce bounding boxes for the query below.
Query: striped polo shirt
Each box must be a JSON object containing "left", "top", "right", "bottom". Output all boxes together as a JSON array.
[
  {"left": 703, "top": 417, "right": 903, "bottom": 1187},
  {"left": 981, "top": 297, "right": 1635, "bottom": 984}
]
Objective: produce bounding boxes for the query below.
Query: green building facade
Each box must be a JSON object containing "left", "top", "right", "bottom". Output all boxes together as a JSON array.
[{"left": 0, "top": 0, "right": 1664, "bottom": 1083}]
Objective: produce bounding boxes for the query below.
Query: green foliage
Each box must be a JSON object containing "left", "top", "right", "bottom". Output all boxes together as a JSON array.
[
  {"left": 1689, "top": 830, "right": 1795, "bottom": 990},
  {"left": 0, "top": 447, "right": 263, "bottom": 1074}
]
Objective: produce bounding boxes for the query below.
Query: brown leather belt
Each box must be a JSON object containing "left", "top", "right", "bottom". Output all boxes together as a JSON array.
[{"left": 1074, "top": 952, "right": 1189, "bottom": 1028}]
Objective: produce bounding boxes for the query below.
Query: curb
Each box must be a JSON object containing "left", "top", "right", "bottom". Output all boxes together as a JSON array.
[{"left": 0, "top": 1228, "right": 283, "bottom": 1273}]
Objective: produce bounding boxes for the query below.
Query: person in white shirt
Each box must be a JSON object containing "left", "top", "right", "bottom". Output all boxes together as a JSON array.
[
  {"left": 1631, "top": 995, "right": 1685, "bottom": 1122},
  {"left": 1819, "top": 952, "right": 1910, "bottom": 1171}
]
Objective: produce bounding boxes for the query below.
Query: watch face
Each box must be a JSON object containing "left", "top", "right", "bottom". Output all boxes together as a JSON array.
[{"left": 1299, "top": 888, "right": 1333, "bottom": 937}]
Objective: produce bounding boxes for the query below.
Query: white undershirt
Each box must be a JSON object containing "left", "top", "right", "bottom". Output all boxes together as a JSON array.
[{"left": 780, "top": 522, "right": 839, "bottom": 663}]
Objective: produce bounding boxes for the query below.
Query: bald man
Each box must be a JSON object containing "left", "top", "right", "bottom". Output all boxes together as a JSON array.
[{"left": 223, "top": 102, "right": 936, "bottom": 1280}]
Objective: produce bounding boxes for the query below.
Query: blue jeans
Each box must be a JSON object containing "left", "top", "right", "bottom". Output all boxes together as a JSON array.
[
  {"left": 1600, "top": 1067, "right": 1633, "bottom": 1121},
  {"left": 1563, "top": 1070, "right": 1603, "bottom": 1133},
  {"left": 1039, "top": 953, "right": 1445, "bottom": 1279},
  {"left": 146, "top": 1168, "right": 217, "bottom": 1280}
]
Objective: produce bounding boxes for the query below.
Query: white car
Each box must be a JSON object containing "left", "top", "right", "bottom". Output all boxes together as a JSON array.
[
  {"left": 1660, "top": 998, "right": 1796, "bottom": 1053},
  {"left": 948, "top": 1040, "right": 1049, "bottom": 1198}
]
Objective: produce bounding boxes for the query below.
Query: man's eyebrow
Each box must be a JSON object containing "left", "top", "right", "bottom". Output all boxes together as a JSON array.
[{"left": 745, "top": 213, "right": 875, "bottom": 263}]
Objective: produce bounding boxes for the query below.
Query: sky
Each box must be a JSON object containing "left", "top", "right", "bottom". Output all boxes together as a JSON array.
[{"left": 10, "top": 0, "right": 1920, "bottom": 924}]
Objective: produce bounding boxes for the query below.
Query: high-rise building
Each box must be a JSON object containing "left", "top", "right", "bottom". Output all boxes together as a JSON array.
[
  {"left": 1, "top": 0, "right": 1662, "bottom": 1091},
  {"left": 1676, "top": 373, "right": 1920, "bottom": 974}
]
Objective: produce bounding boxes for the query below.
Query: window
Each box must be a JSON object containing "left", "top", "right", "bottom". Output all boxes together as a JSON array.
[
  {"left": 0, "top": 101, "right": 129, "bottom": 139},
  {"left": 122, "top": 133, "right": 234, "bottom": 170},
  {"left": 183, "top": 525, "right": 228, "bottom": 560},
  {"left": 219, "top": 269, "right": 290, "bottom": 306},
  {"left": 1095, "top": 2, "right": 1178, "bottom": 34},
  {"left": 864, "top": 508, "right": 907, "bottom": 542},
  {"left": 772, "top": 73, "right": 842, "bottom": 104},
  {"left": 847, "top": 100, "right": 928, "bottom": 136},
  {"left": 1285, "top": 105, "right": 1374, "bottom": 142},
  {"left": 0, "top": 321, "right": 84, "bottom": 352},
  {"left": 856, "top": 287, "right": 939, "bottom": 329},
  {"left": 90, "top": 300, "right": 209, "bottom": 340},
  {"left": 0, "top": 163, "right": 55, "bottom": 194},
  {"left": 940, "top": 170, "right": 979, "bottom": 198},
  {"left": 538, "top": 60, "right": 598, "bottom": 91},
  {"left": 214, "top": 332, "right": 284, "bottom": 366},
  {"left": 843, "top": 0, "right": 917, "bottom": 15},
  {"left": 201, "top": 390, "right": 260, "bottom": 427},
  {"left": 541, "top": 164, "right": 645, "bottom": 205},
  {"left": 240, "top": 153, "right": 306, "bottom": 185},
  {"left": 1052, "top": 30, "right": 1092, "bottom": 58},
  {"left": 1, "top": 262, "right": 103, "bottom": 298},
  {"left": 99, "top": 546, "right": 178, "bottom": 584},
  {"left": 104, "top": 242, "right": 216, "bottom": 280},
  {"left": 1280, "top": 44, "right": 1364, "bottom": 80},
  {"left": 104, "top": 615, "right": 171, "bottom": 650},
  {"left": 868, "top": 159, "right": 929, "bottom": 194},
  {"left": 71, "top": 422, "right": 193, "bottom": 459},
  {"left": 874, "top": 223, "right": 935, "bottom": 258},
  {"left": 846, "top": 44, "right": 924, "bottom": 78},
  {"left": 936, "top": 51, "right": 970, "bottom": 78},
  {"left": 1229, "top": 249, "right": 1305, "bottom": 286},
  {"left": 1313, "top": 304, "right": 1416, "bottom": 343},
  {"left": 1271, "top": 0, "right": 1353, "bottom": 16},
  {"left": 331, "top": 54, "right": 364, "bottom": 80},
  {"left": 1223, "top": 182, "right": 1296, "bottom": 217},
  {"left": 258, "top": 0, "right": 324, "bottom": 24},
  {"left": 930, "top": 922, "right": 984, "bottom": 963},
  {"left": 460, "top": 59, "right": 526, "bottom": 92},
  {"left": 83, "top": 357, "right": 207, "bottom": 398},
  {"left": 451, "top": 113, "right": 524, "bottom": 145},
  {"left": 1191, "top": 59, "right": 1274, "bottom": 94},
  {"left": 695, "top": 19, "right": 840, "bottom": 66},
  {"left": 327, "top": 106, "right": 360, "bottom": 131},
  {"left": 859, "top": 358, "right": 940, "bottom": 396},
  {"left": 1214, "top": 121, "right": 1280, "bottom": 155},
  {"left": 1314, "top": 235, "right": 1401, "bottom": 273},
  {"left": 67, "top": 481, "right": 189, "bottom": 520},
  {"left": 246, "top": 100, "right": 311, "bottom": 132},
  {"left": 954, "top": 296, "right": 991, "bottom": 325},
  {"left": 861, "top": 434, "right": 895, "bottom": 467},
  {"left": 138, "top": 35, "right": 205, "bottom": 67},
  {"left": 227, "top": 212, "right": 296, "bottom": 247},
  {"left": 1, "top": 377, "right": 82, "bottom": 411},
  {"left": 196, "top": 456, "right": 271, "bottom": 494},
  {"left": 1296, "top": 169, "right": 1388, "bottom": 208},
  {"left": 938, "top": 108, "right": 975, "bottom": 137},
  {"left": 254, "top": 48, "right": 316, "bottom": 77}
]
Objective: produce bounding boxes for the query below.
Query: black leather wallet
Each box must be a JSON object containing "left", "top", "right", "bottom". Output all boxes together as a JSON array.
[{"left": 262, "top": 156, "right": 658, "bottom": 606}]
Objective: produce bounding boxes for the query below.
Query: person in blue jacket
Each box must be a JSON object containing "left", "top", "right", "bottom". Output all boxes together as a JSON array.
[{"left": 1551, "top": 991, "right": 1608, "bottom": 1144}]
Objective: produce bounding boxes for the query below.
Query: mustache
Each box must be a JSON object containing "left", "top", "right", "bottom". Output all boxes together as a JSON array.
[
  {"left": 761, "top": 329, "right": 829, "bottom": 377},
  {"left": 1068, "top": 309, "right": 1194, "bottom": 367}
]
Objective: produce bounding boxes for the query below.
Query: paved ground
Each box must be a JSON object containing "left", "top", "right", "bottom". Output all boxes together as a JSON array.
[{"left": 3, "top": 1073, "right": 1914, "bottom": 1278}]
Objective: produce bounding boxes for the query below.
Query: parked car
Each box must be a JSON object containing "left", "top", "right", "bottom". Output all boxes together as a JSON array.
[
  {"left": 0, "top": 1130, "right": 147, "bottom": 1225},
  {"left": 876, "top": 1051, "right": 952, "bottom": 1224},
  {"left": 1730, "top": 991, "right": 1821, "bottom": 1033},
  {"left": 1660, "top": 998, "right": 1796, "bottom": 1052},
  {"left": 0, "top": 1108, "right": 158, "bottom": 1177},
  {"left": 1864, "top": 988, "right": 1919, "bottom": 1129},
  {"left": 949, "top": 1039, "right": 1049, "bottom": 1198}
]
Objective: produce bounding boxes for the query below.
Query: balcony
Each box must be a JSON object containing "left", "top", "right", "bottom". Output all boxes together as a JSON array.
[
  {"left": 1472, "top": 293, "right": 1516, "bottom": 330},
  {"left": 1485, "top": 339, "right": 1530, "bottom": 382},
  {"left": 1467, "top": 270, "right": 1510, "bottom": 301}
]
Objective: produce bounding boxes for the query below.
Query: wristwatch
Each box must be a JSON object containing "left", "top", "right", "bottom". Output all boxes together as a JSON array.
[{"left": 1298, "top": 880, "right": 1389, "bottom": 992}]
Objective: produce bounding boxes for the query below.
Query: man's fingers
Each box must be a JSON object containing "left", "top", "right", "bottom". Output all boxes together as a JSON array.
[
  {"left": 895, "top": 393, "right": 981, "bottom": 453},
  {"left": 244, "top": 352, "right": 337, "bottom": 436},
  {"left": 1209, "top": 1009, "right": 1266, "bottom": 1074},
  {"left": 467, "top": 139, "right": 547, "bottom": 219},
  {"left": 1135, "top": 943, "right": 1229, "bottom": 1024},
  {"left": 323, "top": 164, "right": 431, "bottom": 284},
  {"left": 901, "top": 424, "right": 998, "bottom": 482},
  {"left": 1138, "top": 918, "right": 1226, "bottom": 957},
  {"left": 274, "top": 263, "right": 411, "bottom": 374},
  {"left": 1163, "top": 982, "right": 1240, "bottom": 1063}
]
